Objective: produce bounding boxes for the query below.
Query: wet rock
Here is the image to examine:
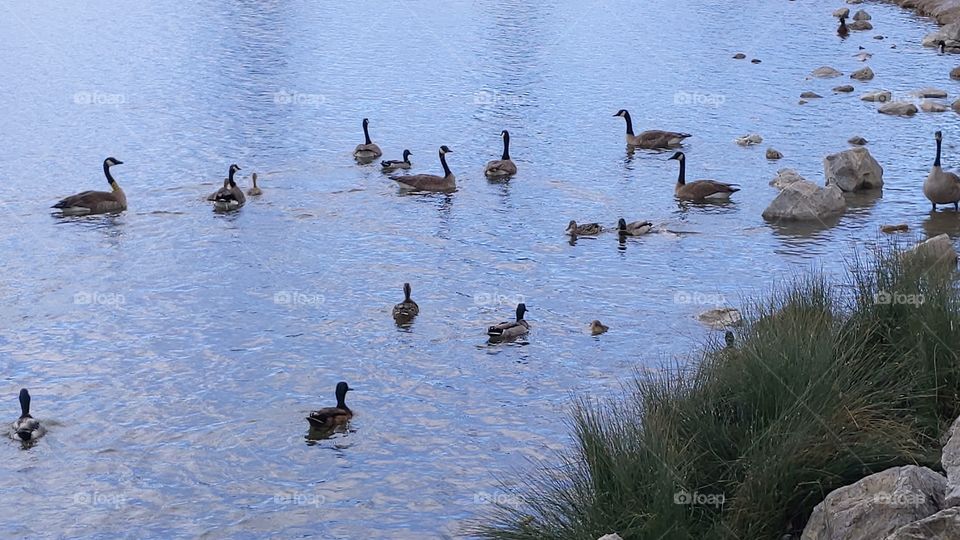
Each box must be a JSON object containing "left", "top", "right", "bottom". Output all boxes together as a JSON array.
[
  {"left": 880, "top": 223, "right": 908, "bottom": 233},
  {"left": 751, "top": 58, "right": 761, "bottom": 64},
  {"left": 733, "top": 53, "right": 746, "bottom": 59},
  {"left": 861, "top": 90, "right": 892, "bottom": 102},
  {"left": 824, "top": 147, "right": 884, "bottom": 191},
  {"left": 811, "top": 66, "right": 843, "bottom": 78},
  {"left": 735, "top": 134, "right": 763, "bottom": 146},
  {"left": 769, "top": 168, "right": 807, "bottom": 189},
  {"left": 874, "top": 34, "right": 885, "bottom": 39},
  {"left": 766, "top": 148, "right": 783, "bottom": 160},
  {"left": 834, "top": 85, "right": 855, "bottom": 93},
  {"left": 763, "top": 181, "right": 846, "bottom": 221},
  {"left": 855, "top": 51, "right": 872, "bottom": 61},
  {"left": 800, "top": 466, "right": 946, "bottom": 540},
  {"left": 597, "top": 535, "right": 624, "bottom": 540},
  {"left": 853, "top": 9, "right": 871, "bottom": 21},
  {"left": 848, "top": 136, "right": 868, "bottom": 145},
  {"left": 951, "top": 67, "right": 960, "bottom": 80},
  {"left": 697, "top": 308, "right": 741, "bottom": 329},
  {"left": 800, "top": 91, "right": 823, "bottom": 99},
  {"left": 921, "top": 100, "right": 949, "bottom": 113},
  {"left": 799, "top": 99, "right": 809, "bottom": 105},
  {"left": 914, "top": 87, "right": 948, "bottom": 98},
  {"left": 850, "top": 20, "right": 873, "bottom": 31},
  {"left": 851, "top": 66, "right": 875, "bottom": 81},
  {"left": 878, "top": 102, "right": 918, "bottom": 116},
  {"left": 923, "top": 21, "right": 960, "bottom": 49},
  {"left": 953, "top": 99, "right": 960, "bottom": 113},
  {"left": 907, "top": 234, "right": 958, "bottom": 268},
  {"left": 833, "top": 8, "right": 850, "bottom": 18},
  {"left": 944, "top": 415, "right": 960, "bottom": 507},
  {"left": 847, "top": 0, "right": 862, "bottom": 3},
  {"left": 884, "top": 508, "right": 960, "bottom": 540}
]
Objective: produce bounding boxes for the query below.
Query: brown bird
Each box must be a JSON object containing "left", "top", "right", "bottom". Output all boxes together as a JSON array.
[
  {"left": 668, "top": 152, "right": 739, "bottom": 201},
  {"left": 614, "top": 109, "right": 691, "bottom": 149},
  {"left": 52, "top": 157, "right": 127, "bottom": 215},
  {"left": 306, "top": 382, "right": 353, "bottom": 430}
]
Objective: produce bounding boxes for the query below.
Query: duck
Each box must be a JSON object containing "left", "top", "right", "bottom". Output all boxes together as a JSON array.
[
  {"left": 11, "top": 388, "right": 44, "bottom": 442},
  {"left": 668, "top": 152, "right": 740, "bottom": 201},
  {"left": 381, "top": 150, "right": 412, "bottom": 171},
  {"left": 306, "top": 381, "right": 353, "bottom": 430},
  {"left": 488, "top": 303, "right": 530, "bottom": 340},
  {"left": 213, "top": 164, "right": 245, "bottom": 211},
  {"left": 52, "top": 157, "right": 127, "bottom": 215},
  {"left": 617, "top": 217, "right": 653, "bottom": 236},
  {"left": 613, "top": 109, "right": 691, "bottom": 149},
  {"left": 246, "top": 173, "right": 262, "bottom": 196},
  {"left": 838, "top": 15, "right": 849, "bottom": 38},
  {"left": 392, "top": 283, "right": 419, "bottom": 323},
  {"left": 353, "top": 118, "right": 382, "bottom": 161},
  {"left": 484, "top": 130, "right": 518, "bottom": 178},
  {"left": 924, "top": 131, "right": 960, "bottom": 211},
  {"left": 566, "top": 220, "right": 602, "bottom": 236},
  {"left": 590, "top": 320, "right": 609, "bottom": 335},
  {"left": 389, "top": 146, "right": 455, "bottom": 192}
]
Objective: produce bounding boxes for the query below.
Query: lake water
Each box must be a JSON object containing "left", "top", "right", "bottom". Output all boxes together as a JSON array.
[{"left": 2, "top": 1, "right": 960, "bottom": 538}]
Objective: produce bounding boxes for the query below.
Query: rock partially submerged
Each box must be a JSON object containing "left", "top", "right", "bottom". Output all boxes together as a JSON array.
[
  {"left": 811, "top": 66, "right": 843, "bottom": 78},
  {"left": 833, "top": 7, "right": 850, "bottom": 18},
  {"left": 850, "top": 20, "right": 873, "bottom": 31},
  {"left": 862, "top": 90, "right": 892, "bottom": 102},
  {"left": 733, "top": 53, "right": 746, "bottom": 59},
  {"left": 851, "top": 66, "right": 875, "bottom": 80},
  {"left": 834, "top": 84, "right": 855, "bottom": 93},
  {"left": 853, "top": 9, "right": 871, "bottom": 21},
  {"left": 906, "top": 234, "right": 958, "bottom": 268},
  {"left": 735, "top": 134, "right": 763, "bottom": 146},
  {"left": 766, "top": 148, "right": 783, "bottom": 160},
  {"left": 881, "top": 223, "right": 909, "bottom": 233},
  {"left": 801, "top": 91, "right": 823, "bottom": 99},
  {"left": 769, "top": 169, "right": 807, "bottom": 189},
  {"left": 762, "top": 181, "right": 846, "bottom": 221},
  {"left": 921, "top": 100, "right": 950, "bottom": 113},
  {"left": 914, "top": 87, "right": 949, "bottom": 98},
  {"left": 849, "top": 136, "right": 868, "bottom": 145},
  {"left": 923, "top": 20, "right": 960, "bottom": 48},
  {"left": 879, "top": 102, "right": 918, "bottom": 116},
  {"left": 824, "top": 147, "right": 884, "bottom": 191},
  {"left": 697, "top": 308, "right": 742, "bottom": 329}
]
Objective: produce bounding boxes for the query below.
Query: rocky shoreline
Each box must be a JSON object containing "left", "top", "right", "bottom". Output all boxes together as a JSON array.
[{"left": 890, "top": 0, "right": 960, "bottom": 24}]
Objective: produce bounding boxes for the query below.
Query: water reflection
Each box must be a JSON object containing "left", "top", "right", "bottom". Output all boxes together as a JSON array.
[{"left": 922, "top": 210, "right": 960, "bottom": 238}]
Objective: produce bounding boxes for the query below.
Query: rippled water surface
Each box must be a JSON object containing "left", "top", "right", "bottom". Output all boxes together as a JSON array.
[{"left": 3, "top": 1, "right": 960, "bottom": 538}]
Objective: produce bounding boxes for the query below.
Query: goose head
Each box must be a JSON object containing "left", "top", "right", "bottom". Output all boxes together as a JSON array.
[
  {"left": 936, "top": 130, "right": 943, "bottom": 142},
  {"left": 439, "top": 145, "right": 453, "bottom": 155},
  {"left": 566, "top": 220, "right": 578, "bottom": 232},
  {"left": 613, "top": 109, "right": 629, "bottom": 118},
  {"left": 668, "top": 151, "right": 685, "bottom": 161},
  {"left": 617, "top": 218, "right": 628, "bottom": 231},
  {"left": 334, "top": 381, "right": 352, "bottom": 405},
  {"left": 515, "top": 303, "right": 527, "bottom": 321},
  {"left": 362, "top": 118, "right": 369, "bottom": 128},
  {"left": 501, "top": 130, "right": 510, "bottom": 139},
  {"left": 104, "top": 157, "right": 123, "bottom": 168},
  {"left": 402, "top": 149, "right": 412, "bottom": 161},
  {"left": 402, "top": 282, "right": 412, "bottom": 299},
  {"left": 229, "top": 164, "right": 242, "bottom": 175}
]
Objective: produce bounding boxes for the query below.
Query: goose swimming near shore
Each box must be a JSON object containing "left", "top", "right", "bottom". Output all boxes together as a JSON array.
[
  {"left": 566, "top": 220, "right": 602, "bottom": 236},
  {"left": 11, "top": 389, "right": 44, "bottom": 442},
  {"left": 617, "top": 217, "right": 653, "bottom": 236},
  {"left": 668, "top": 152, "right": 740, "bottom": 201},
  {"left": 613, "top": 109, "right": 691, "bottom": 149},
  {"left": 213, "top": 164, "right": 245, "bottom": 211},
  {"left": 246, "top": 173, "right": 262, "bottom": 196},
  {"left": 353, "top": 118, "right": 382, "bottom": 161},
  {"left": 838, "top": 15, "right": 849, "bottom": 38},
  {"left": 392, "top": 283, "right": 419, "bottom": 324},
  {"left": 52, "top": 157, "right": 127, "bottom": 215},
  {"left": 306, "top": 382, "right": 353, "bottom": 430},
  {"left": 924, "top": 131, "right": 960, "bottom": 211},
  {"left": 389, "top": 146, "right": 455, "bottom": 192},
  {"left": 381, "top": 150, "right": 412, "bottom": 171},
  {"left": 488, "top": 303, "right": 529, "bottom": 341},
  {"left": 484, "top": 130, "right": 518, "bottom": 178}
]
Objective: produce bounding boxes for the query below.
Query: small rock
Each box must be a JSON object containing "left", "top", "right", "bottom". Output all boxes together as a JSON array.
[
  {"left": 824, "top": 146, "right": 884, "bottom": 191},
  {"left": 850, "top": 20, "right": 873, "bottom": 31},
  {"left": 907, "top": 234, "right": 958, "bottom": 267},
  {"left": 733, "top": 53, "right": 746, "bottom": 59},
  {"left": 697, "top": 308, "right": 742, "bottom": 329},
  {"left": 851, "top": 66, "right": 875, "bottom": 81},
  {"left": 874, "top": 34, "right": 885, "bottom": 39},
  {"left": 833, "top": 7, "right": 850, "bottom": 18},
  {"left": 834, "top": 85, "right": 855, "bottom": 93},
  {"left": 766, "top": 148, "right": 783, "bottom": 160},
  {"left": 880, "top": 223, "right": 908, "bottom": 233},
  {"left": 853, "top": 9, "right": 870, "bottom": 21},
  {"left": 763, "top": 181, "right": 846, "bottom": 221},
  {"left": 953, "top": 99, "right": 960, "bottom": 113},
  {"left": 735, "top": 134, "right": 763, "bottom": 146},
  {"left": 800, "top": 91, "right": 823, "bottom": 99},
  {"left": 854, "top": 51, "right": 872, "bottom": 61},
  {"left": 861, "top": 90, "right": 892, "bottom": 102},
  {"left": 921, "top": 100, "right": 949, "bottom": 113},
  {"left": 848, "top": 136, "right": 868, "bottom": 145},
  {"left": 769, "top": 168, "right": 807, "bottom": 189},
  {"left": 847, "top": 0, "right": 862, "bottom": 3},
  {"left": 878, "top": 102, "right": 918, "bottom": 116},
  {"left": 811, "top": 66, "right": 843, "bottom": 78},
  {"left": 799, "top": 99, "right": 808, "bottom": 105},
  {"left": 750, "top": 58, "right": 761, "bottom": 64},
  {"left": 951, "top": 67, "right": 960, "bottom": 80},
  {"left": 914, "top": 87, "right": 948, "bottom": 98}
]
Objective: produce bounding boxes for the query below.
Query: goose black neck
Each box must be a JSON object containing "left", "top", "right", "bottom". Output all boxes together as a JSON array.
[
  {"left": 103, "top": 162, "right": 117, "bottom": 185},
  {"left": 363, "top": 122, "right": 372, "bottom": 145},
  {"left": 623, "top": 111, "right": 634, "bottom": 136},
  {"left": 936, "top": 138, "right": 943, "bottom": 168},
  {"left": 228, "top": 167, "right": 237, "bottom": 182},
  {"left": 403, "top": 284, "right": 412, "bottom": 302},
  {"left": 19, "top": 390, "right": 30, "bottom": 417},
  {"left": 677, "top": 158, "right": 686, "bottom": 185},
  {"left": 501, "top": 133, "right": 511, "bottom": 160},
  {"left": 440, "top": 150, "right": 451, "bottom": 176},
  {"left": 516, "top": 305, "right": 525, "bottom": 321}
]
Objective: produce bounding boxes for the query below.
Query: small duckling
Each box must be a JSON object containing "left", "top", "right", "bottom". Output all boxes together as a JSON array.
[
  {"left": 306, "top": 382, "right": 353, "bottom": 430},
  {"left": 590, "top": 320, "right": 609, "bottom": 335},
  {"left": 246, "top": 173, "right": 262, "bottom": 196},
  {"left": 392, "top": 283, "right": 419, "bottom": 324},
  {"left": 488, "top": 303, "right": 530, "bottom": 341},
  {"left": 617, "top": 218, "right": 653, "bottom": 236},
  {"left": 381, "top": 150, "right": 413, "bottom": 171},
  {"left": 11, "top": 389, "right": 44, "bottom": 442},
  {"left": 566, "top": 220, "right": 602, "bottom": 236}
]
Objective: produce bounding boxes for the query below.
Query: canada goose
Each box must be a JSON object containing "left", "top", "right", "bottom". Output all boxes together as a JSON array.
[
  {"left": 488, "top": 303, "right": 529, "bottom": 340},
  {"left": 484, "top": 130, "right": 518, "bottom": 178},
  {"left": 52, "top": 157, "right": 127, "bottom": 215},
  {"left": 381, "top": 150, "right": 412, "bottom": 171},
  {"left": 389, "top": 146, "right": 455, "bottom": 192},
  {"left": 590, "top": 320, "right": 609, "bottom": 335},
  {"left": 353, "top": 118, "right": 382, "bottom": 161},
  {"left": 668, "top": 152, "right": 740, "bottom": 200},
  {"left": 566, "top": 220, "right": 602, "bottom": 236},
  {"left": 207, "top": 179, "right": 229, "bottom": 201},
  {"left": 838, "top": 15, "right": 849, "bottom": 38},
  {"left": 613, "top": 109, "right": 691, "bottom": 149},
  {"left": 246, "top": 173, "right": 262, "bottom": 196},
  {"left": 617, "top": 217, "right": 653, "bottom": 236},
  {"left": 11, "top": 389, "right": 44, "bottom": 442},
  {"left": 392, "top": 283, "right": 419, "bottom": 323},
  {"left": 939, "top": 40, "right": 946, "bottom": 54},
  {"left": 213, "top": 164, "right": 245, "bottom": 211},
  {"left": 306, "top": 382, "right": 353, "bottom": 430},
  {"left": 924, "top": 131, "right": 960, "bottom": 211},
  {"left": 724, "top": 331, "right": 735, "bottom": 349}
]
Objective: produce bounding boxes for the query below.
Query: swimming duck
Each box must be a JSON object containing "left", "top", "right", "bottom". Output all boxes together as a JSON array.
[
  {"left": 924, "top": 131, "right": 960, "bottom": 211},
  {"left": 246, "top": 173, "right": 262, "bottom": 196},
  {"left": 617, "top": 217, "right": 653, "bottom": 236},
  {"left": 392, "top": 283, "right": 420, "bottom": 323},
  {"left": 306, "top": 382, "right": 353, "bottom": 429},
  {"left": 838, "top": 15, "right": 849, "bottom": 38},
  {"left": 668, "top": 152, "right": 740, "bottom": 200},
  {"left": 353, "top": 118, "right": 383, "bottom": 161},
  {"left": 381, "top": 150, "right": 412, "bottom": 171},
  {"left": 613, "top": 109, "right": 691, "bottom": 149},
  {"left": 484, "top": 130, "right": 518, "bottom": 178},
  {"left": 566, "top": 220, "right": 602, "bottom": 236},
  {"left": 488, "top": 303, "right": 530, "bottom": 340},
  {"left": 52, "top": 157, "right": 127, "bottom": 215},
  {"left": 213, "top": 164, "right": 245, "bottom": 211},
  {"left": 390, "top": 146, "right": 456, "bottom": 192},
  {"left": 11, "top": 389, "right": 44, "bottom": 442},
  {"left": 590, "top": 320, "right": 609, "bottom": 335}
]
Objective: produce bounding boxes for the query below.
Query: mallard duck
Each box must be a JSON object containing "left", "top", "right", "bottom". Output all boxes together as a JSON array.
[
  {"left": 484, "top": 130, "right": 518, "bottom": 178},
  {"left": 590, "top": 320, "right": 609, "bottom": 335},
  {"left": 390, "top": 146, "right": 455, "bottom": 192},
  {"left": 353, "top": 118, "right": 382, "bottom": 161},
  {"left": 246, "top": 173, "right": 262, "bottom": 196},
  {"left": 52, "top": 157, "right": 127, "bottom": 215},
  {"left": 617, "top": 217, "right": 653, "bottom": 236},
  {"left": 392, "top": 283, "right": 419, "bottom": 323},
  {"left": 381, "top": 150, "right": 412, "bottom": 171},
  {"left": 613, "top": 109, "right": 691, "bottom": 149},
  {"left": 924, "top": 131, "right": 960, "bottom": 211},
  {"left": 566, "top": 220, "right": 602, "bottom": 236},
  {"left": 306, "top": 382, "right": 353, "bottom": 429},
  {"left": 668, "top": 152, "right": 740, "bottom": 200},
  {"left": 488, "top": 303, "right": 530, "bottom": 340},
  {"left": 11, "top": 389, "right": 44, "bottom": 442},
  {"left": 213, "top": 164, "right": 245, "bottom": 211}
]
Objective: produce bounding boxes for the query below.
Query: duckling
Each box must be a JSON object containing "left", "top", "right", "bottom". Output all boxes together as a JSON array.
[
  {"left": 353, "top": 118, "right": 382, "bottom": 161},
  {"left": 381, "top": 150, "right": 412, "bottom": 171},
  {"left": 392, "top": 283, "right": 419, "bottom": 323},
  {"left": 617, "top": 217, "right": 653, "bottom": 236},
  {"left": 390, "top": 146, "right": 456, "bottom": 192},
  {"left": 613, "top": 109, "right": 691, "bottom": 149},
  {"left": 488, "top": 303, "right": 530, "bottom": 340},
  {"left": 306, "top": 382, "right": 353, "bottom": 429},
  {"left": 246, "top": 173, "right": 262, "bottom": 196},
  {"left": 213, "top": 164, "right": 245, "bottom": 211},
  {"left": 52, "top": 157, "right": 127, "bottom": 215},
  {"left": 590, "top": 320, "right": 609, "bottom": 335},
  {"left": 566, "top": 220, "right": 602, "bottom": 236},
  {"left": 838, "top": 15, "right": 849, "bottom": 38},
  {"left": 924, "top": 131, "right": 960, "bottom": 211},
  {"left": 11, "top": 389, "right": 44, "bottom": 442},
  {"left": 207, "top": 178, "right": 229, "bottom": 201},
  {"left": 668, "top": 152, "right": 740, "bottom": 201},
  {"left": 484, "top": 130, "right": 518, "bottom": 178}
]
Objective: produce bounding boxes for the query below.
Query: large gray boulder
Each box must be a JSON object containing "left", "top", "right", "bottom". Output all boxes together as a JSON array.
[
  {"left": 824, "top": 147, "right": 884, "bottom": 191},
  {"left": 801, "top": 465, "right": 946, "bottom": 540},
  {"left": 883, "top": 507, "right": 960, "bottom": 540},
  {"left": 944, "top": 416, "right": 960, "bottom": 508},
  {"left": 762, "top": 181, "right": 846, "bottom": 221},
  {"left": 923, "top": 22, "right": 960, "bottom": 48}
]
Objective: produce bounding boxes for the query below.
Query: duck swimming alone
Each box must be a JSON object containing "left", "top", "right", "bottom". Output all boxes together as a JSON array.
[
  {"left": 613, "top": 109, "right": 691, "bottom": 149},
  {"left": 353, "top": 118, "right": 383, "bottom": 161},
  {"left": 11, "top": 389, "right": 44, "bottom": 442},
  {"left": 306, "top": 382, "right": 353, "bottom": 430},
  {"left": 392, "top": 283, "right": 420, "bottom": 324},
  {"left": 668, "top": 152, "right": 740, "bottom": 201}
]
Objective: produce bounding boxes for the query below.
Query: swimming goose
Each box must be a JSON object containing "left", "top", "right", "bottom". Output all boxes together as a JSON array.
[
  {"left": 613, "top": 109, "right": 691, "bottom": 149},
  {"left": 306, "top": 381, "right": 353, "bottom": 429},
  {"left": 381, "top": 150, "right": 412, "bottom": 171},
  {"left": 213, "top": 164, "right": 245, "bottom": 211},
  {"left": 566, "top": 220, "right": 602, "bottom": 236},
  {"left": 390, "top": 146, "right": 456, "bottom": 192},
  {"left": 668, "top": 152, "right": 740, "bottom": 200},
  {"left": 488, "top": 303, "right": 529, "bottom": 340},
  {"left": 838, "top": 15, "right": 849, "bottom": 38},
  {"left": 392, "top": 283, "right": 419, "bottom": 323},
  {"left": 484, "top": 130, "right": 518, "bottom": 178},
  {"left": 924, "top": 131, "right": 960, "bottom": 211},
  {"left": 246, "top": 173, "right": 262, "bottom": 196},
  {"left": 590, "top": 320, "right": 609, "bottom": 335},
  {"left": 617, "top": 217, "right": 653, "bottom": 236},
  {"left": 11, "top": 389, "right": 44, "bottom": 442},
  {"left": 353, "top": 118, "right": 382, "bottom": 161},
  {"left": 52, "top": 157, "right": 127, "bottom": 215}
]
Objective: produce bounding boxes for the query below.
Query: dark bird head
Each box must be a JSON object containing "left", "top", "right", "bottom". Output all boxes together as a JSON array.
[
  {"left": 18, "top": 388, "right": 31, "bottom": 417},
  {"left": 936, "top": 130, "right": 944, "bottom": 142},
  {"left": 668, "top": 151, "right": 685, "bottom": 161},
  {"left": 104, "top": 157, "right": 123, "bottom": 167},
  {"left": 516, "top": 303, "right": 527, "bottom": 320},
  {"left": 613, "top": 109, "right": 628, "bottom": 117},
  {"left": 440, "top": 145, "right": 453, "bottom": 155},
  {"left": 402, "top": 149, "right": 412, "bottom": 160},
  {"left": 618, "top": 218, "right": 627, "bottom": 231}
]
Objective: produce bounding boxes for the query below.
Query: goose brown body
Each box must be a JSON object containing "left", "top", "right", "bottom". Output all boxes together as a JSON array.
[
  {"left": 390, "top": 146, "right": 455, "bottom": 192},
  {"left": 53, "top": 157, "right": 127, "bottom": 215},
  {"left": 614, "top": 110, "right": 691, "bottom": 149}
]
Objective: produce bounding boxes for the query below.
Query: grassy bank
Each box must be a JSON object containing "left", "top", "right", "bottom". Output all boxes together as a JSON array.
[{"left": 474, "top": 243, "right": 960, "bottom": 539}]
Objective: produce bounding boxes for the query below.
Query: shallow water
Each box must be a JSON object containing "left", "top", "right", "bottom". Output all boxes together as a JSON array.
[{"left": 2, "top": 1, "right": 959, "bottom": 538}]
